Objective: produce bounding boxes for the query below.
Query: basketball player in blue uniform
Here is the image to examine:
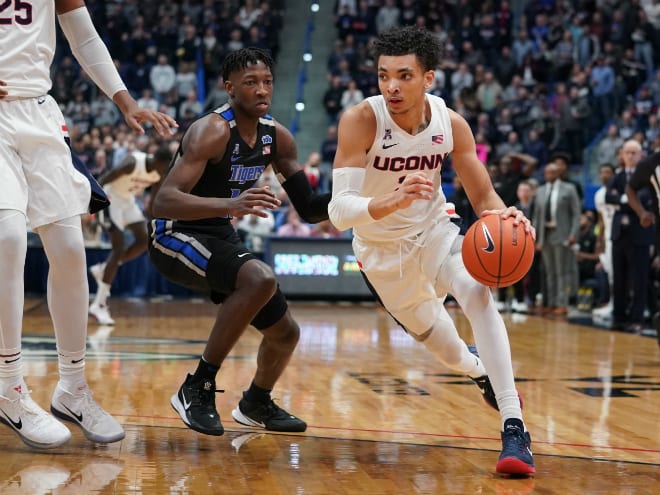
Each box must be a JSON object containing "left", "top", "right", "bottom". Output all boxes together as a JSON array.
[
  {"left": 148, "top": 48, "right": 330, "bottom": 436},
  {"left": 328, "top": 27, "right": 535, "bottom": 475},
  {"left": 0, "top": 0, "right": 176, "bottom": 449}
]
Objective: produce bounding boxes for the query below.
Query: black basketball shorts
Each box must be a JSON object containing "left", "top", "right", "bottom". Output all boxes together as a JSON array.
[{"left": 148, "top": 219, "right": 288, "bottom": 329}]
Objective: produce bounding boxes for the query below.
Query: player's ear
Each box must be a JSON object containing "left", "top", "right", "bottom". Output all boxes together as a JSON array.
[
  {"left": 224, "top": 80, "right": 235, "bottom": 98},
  {"left": 423, "top": 70, "right": 434, "bottom": 90}
]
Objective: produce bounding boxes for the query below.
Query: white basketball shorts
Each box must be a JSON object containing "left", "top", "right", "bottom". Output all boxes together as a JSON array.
[
  {"left": 354, "top": 217, "right": 461, "bottom": 333},
  {"left": 103, "top": 186, "right": 145, "bottom": 231},
  {"left": 0, "top": 95, "right": 90, "bottom": 228}
]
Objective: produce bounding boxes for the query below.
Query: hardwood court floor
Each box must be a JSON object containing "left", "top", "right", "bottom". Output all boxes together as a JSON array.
[{"left": 1, "top": 299, "right": 659, "bottom": 494}]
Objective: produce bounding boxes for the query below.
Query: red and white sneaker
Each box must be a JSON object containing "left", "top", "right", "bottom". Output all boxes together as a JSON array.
[{"left": 0, "top": 381, "right": 71, "bottom": 449}]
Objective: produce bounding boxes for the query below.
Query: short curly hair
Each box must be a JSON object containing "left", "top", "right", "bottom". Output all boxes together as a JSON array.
[
  {"left": 370, "top": 26, "right": 443, "bottom": 72},
  {"left": 222, "top": 47, "right": 275, "bottom": 82}
]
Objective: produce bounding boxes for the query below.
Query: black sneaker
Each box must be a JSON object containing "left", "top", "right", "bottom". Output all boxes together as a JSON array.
[
  {"left": 468, "top": 345, "right": 523, "bottom": 411},
  {"left": 170, "top": 374, "right": 224, "bottom": 436},
  {"left": 496, "top": 418, "right": 535, "bottom": 475},
  {"left": 231, "top": 395, "right": 307, "bottom": 432}
]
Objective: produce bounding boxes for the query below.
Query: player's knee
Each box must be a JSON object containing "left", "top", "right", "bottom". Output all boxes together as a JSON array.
[
  {"left": 457, "top": 276, "right": 492, "bottom": 314},
  {"left": 0, "top": 219, "right": 27, "bottom": 259},
  {"left": 409, "top": 326, "right": 432, "bottom": 342},
  {"left": 237, "top": 260, "right": 278, "bottom": 301}
]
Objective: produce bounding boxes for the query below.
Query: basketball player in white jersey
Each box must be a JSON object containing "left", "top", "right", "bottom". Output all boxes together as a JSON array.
[
  {"left": 0, "top": 0, "right": 176, "bottom": 449},
  {"left": 328, "top": 26, "right": 535, "bottom": 475},
  {"left": 89, "top": 147, "right": 173, "bottom": 325}
]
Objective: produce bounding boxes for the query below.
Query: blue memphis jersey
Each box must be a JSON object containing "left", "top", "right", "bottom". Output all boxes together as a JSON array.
[{"left": 174, "top": 104, "right": 277, "bottom": 229}]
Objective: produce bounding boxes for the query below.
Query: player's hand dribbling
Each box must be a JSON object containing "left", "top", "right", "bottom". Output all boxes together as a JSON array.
[
  {"left": 482, "top": 206, "right": 536, "bottom": 240},
  {"left": 230, "top": 186, "right": 282, "bottom": 218},
  {"left": 392, "top": 172, "right": 434, "bottom": 210}
]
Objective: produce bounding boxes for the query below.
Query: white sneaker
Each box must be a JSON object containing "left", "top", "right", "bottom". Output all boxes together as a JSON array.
[
  {"left": 89, "top": 302, "right": 115, "bottom": 325},
  {"left": 511, "top": 300, "right": 528, "bottom": 313},
  {"left": 0, "top": 381, "right": 71, "bottom": 449},
  {"left": 50, "top": 382, "right": 125, "bottom": 443},
  {"left": 89, "top": 262, "right": 106, "bottom": 288},
  {"left": 592, "top": 303, "right": 613, "bottom": 317}
]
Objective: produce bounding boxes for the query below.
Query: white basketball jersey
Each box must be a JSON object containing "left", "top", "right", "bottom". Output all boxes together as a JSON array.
[
  {"left": 106, "top": 151, "right": 161, "bottom": 200},
  {"left": 356, "top": 94, "right": 454, "bottom": 242},
  {"left": 0, "top": 1, "right": 57, "bottom": 98}
]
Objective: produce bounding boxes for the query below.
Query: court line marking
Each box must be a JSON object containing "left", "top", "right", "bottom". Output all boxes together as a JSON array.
[{"left": 114, "top": 414, "right": 660, "bottom": 460}]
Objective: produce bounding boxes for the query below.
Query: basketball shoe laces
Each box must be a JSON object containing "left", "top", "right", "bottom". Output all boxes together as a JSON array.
[
  {"left": 71, "top": 389, "right": 112, "bottom": 430},
  {"left": 190, "top": 380, "right": 223, "bottom": 414},
  {"left": 1, "top": 387, "right": 57, "bottom": 429}
]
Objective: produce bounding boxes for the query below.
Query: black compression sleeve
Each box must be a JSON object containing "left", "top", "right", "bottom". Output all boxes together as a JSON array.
[{"left": 281, "top": 170, "right": 331, "bottom": 224}]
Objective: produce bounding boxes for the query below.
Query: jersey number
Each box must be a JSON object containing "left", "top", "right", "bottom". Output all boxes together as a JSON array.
[{"left": 0, "top": 0, "right": 32, "bottom": 25}]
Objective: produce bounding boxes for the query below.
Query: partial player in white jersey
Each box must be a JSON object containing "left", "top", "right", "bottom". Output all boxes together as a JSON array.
[
  {"left": 89, "top": 147, "right": 173, "bottom": 325},
  {"left": 592, "top": 163, "right": 617, "bottom": 317},
  {"left": 328, "top": 26, "right": 536, "bottom": 476},
  {"left": 0, "top": 0, "right": 176, "bottom": 450}
]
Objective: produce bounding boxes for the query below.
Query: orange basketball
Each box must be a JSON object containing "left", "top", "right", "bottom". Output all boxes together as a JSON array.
[{"left": 461, "top": 215, "right": 534, "bottom": 288}]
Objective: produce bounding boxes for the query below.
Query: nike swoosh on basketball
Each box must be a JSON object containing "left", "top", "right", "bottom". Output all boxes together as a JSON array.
[
  {"left": 62, "top": 405, "right": 83, "bottom": 423},
  {"left": 382, "top": 143, "right": 398, "bottom": 149},
  {"left": 237, "top": 253, "right": 250, "bottom": 258},
  {"left": 1, "top": 410, "right": 23, "bottom": 430},
  {"left": 481, "top": 224, "right": 495, "bottom": 253}
]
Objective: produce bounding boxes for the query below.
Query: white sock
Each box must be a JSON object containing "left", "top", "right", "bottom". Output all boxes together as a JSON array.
[
  {"left": 0, "top": 347, "right": 23, "bottom": 394},
  {"left": 94, "top": 282, "right": 111, "bottom": 307},
  {"left": 57, "top": 348, "right": 86, "bottom": 392},
  {"left": 38, "top": 216, "right": 88, "bottom": 357},
  {"left": 442, "top": 255, "right": 524, "bottom": 426}
]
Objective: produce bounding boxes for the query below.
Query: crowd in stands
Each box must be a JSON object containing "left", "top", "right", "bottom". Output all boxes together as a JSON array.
[{"left": 46, "top": 1, "right": 659, "bottom": 327}]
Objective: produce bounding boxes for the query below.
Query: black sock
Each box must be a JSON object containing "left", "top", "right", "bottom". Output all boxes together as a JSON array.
[
  {"left": 243, "top": 381, "right": 271, "bottom": 404},
  {"left": 191, "top": 357, "right": 219, "bottom": 382}
]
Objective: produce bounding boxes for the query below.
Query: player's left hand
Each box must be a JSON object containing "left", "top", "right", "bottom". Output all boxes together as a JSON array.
[
  {"left": 481, "top": 207, "right": 536, "bottom": 240},
  {"left": 0, "top": 80, "right": 8, "bottom": 99},
  {"left": 123, "top": 107, "right": 179, "bottom": 137}
]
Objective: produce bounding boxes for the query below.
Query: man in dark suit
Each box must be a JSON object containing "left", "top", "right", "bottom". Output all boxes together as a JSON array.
[
  {"left": 532, "top": 162, "right": 581, "bottom": 315},
  {"left": 626, "top": 150, "right": 660, "bottom": 344},
  {"left": 606, "top": 140, "right": 656, "bottom": 332}
]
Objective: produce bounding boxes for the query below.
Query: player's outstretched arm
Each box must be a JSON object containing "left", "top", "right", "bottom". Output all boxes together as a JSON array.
[{"left": 97, "top": 155, "right": 137, "bottom": 186}]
